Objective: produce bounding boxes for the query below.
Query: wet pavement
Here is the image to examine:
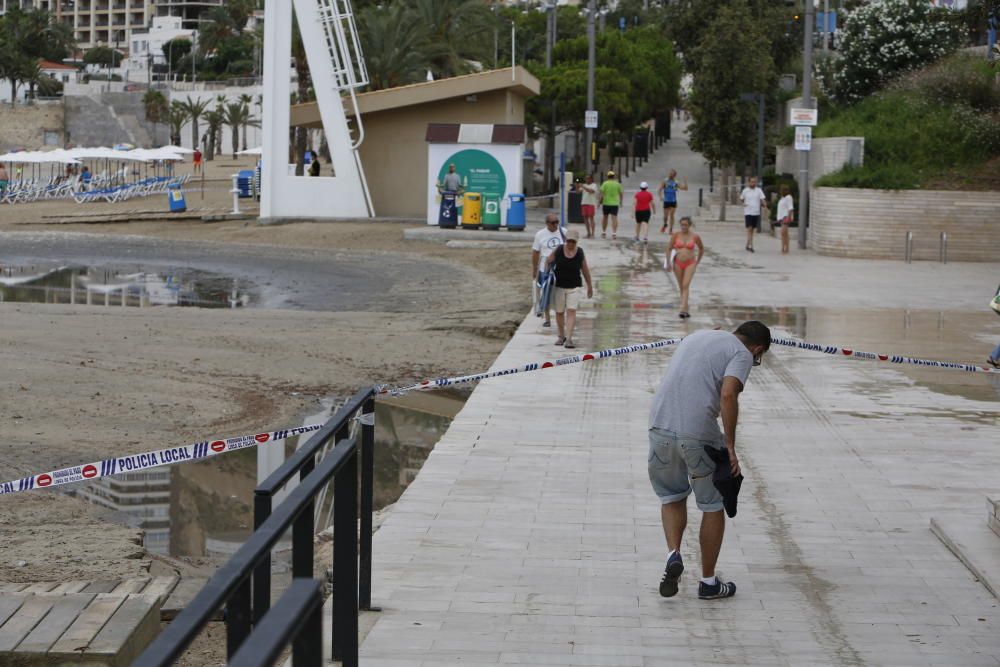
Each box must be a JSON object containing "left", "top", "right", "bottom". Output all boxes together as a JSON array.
[{"left": 359, "top": 123, "right": 1000, "bottom": 665}]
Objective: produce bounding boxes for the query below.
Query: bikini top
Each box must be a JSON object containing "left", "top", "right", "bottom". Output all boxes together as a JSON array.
[{"left": 673, "top": 237, "right": 696, "bottom": 250}]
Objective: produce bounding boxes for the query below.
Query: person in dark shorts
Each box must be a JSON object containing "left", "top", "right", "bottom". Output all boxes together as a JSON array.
[
  {"left": 739, "top": 176, "right": 768, "bottom": 252},
  {"left": 658, "top": 169, "right": 688, "bottom": 235},
  {"left": 599, "top": 171, "right": 624, "bottom": 240},
  {"left": 648, "top": 321, "right": 771, "bottom": 600},
  {"left": 544, "top": 228, "right": 593, "bottom": 349},
  {"left": 633, "top": 181, "right": 655, "bottom": 243}
]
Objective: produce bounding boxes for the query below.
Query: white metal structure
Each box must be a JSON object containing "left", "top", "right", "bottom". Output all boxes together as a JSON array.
[{"left": 260, "top": 0, "right": 373, "bottom": 220}]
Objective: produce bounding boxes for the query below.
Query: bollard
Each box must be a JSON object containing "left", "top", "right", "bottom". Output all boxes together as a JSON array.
[
  {"left": 230, "top": 173, "right": 241, "bottom": 215},
  {"left": 904, "top": 231, "right": 913, "bottom": 263},
  {"left": 698, "top": 188, "right": 703, "bottom": 209},
  {"left": 709, "top": 165, "right": 714, "bottom": 193},
  {"left": 939, "top": 231, "right": 948, "bottom": 264}
]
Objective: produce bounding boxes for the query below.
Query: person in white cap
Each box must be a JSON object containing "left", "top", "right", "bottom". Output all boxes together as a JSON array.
[
  {"left": 634, "top": 181, "right": 655, "bottom": 243},
  {"left": 544, "top": 227, "right": 593, "bottom": 349}
]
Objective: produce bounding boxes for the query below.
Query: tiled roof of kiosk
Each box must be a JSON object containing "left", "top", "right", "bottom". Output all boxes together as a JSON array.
[{"left": 425, "top": 124, "right": 526, "bottom": 145}]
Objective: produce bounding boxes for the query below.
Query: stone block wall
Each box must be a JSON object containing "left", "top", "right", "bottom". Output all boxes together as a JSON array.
[
  {"left": 775, "top": 137, "right": 864, "bottom": 187},
  {"left": 0, "top": 102, "right": 65, "bottom": 151},
  {"left": 811, "top": 187, "right": 1000, "bottom": 262}
]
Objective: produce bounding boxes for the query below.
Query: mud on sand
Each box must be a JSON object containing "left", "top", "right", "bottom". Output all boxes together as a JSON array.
[{"left": 0, "top": 220, "right": 531, "bottom": 585}]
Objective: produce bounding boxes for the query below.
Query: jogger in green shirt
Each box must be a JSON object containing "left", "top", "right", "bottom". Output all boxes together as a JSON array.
[{"left": 599, "top": 171, "right": 625, "bottom": 239}]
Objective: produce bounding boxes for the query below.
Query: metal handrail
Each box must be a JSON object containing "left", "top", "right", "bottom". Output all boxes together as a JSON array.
[
  {"left": 229, "top": 579, "right": 323, "bottom": 667},
  {"left": 136, "top": 430, "right": 362, "bottom": 666}
]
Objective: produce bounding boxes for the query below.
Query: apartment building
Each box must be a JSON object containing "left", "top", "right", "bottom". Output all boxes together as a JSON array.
[{"left": 0, "top": 0, "right": 220, "bottom": 50}]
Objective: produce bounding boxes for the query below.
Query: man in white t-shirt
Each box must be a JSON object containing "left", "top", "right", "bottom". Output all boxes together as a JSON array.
[
  {"left": 531, "top": 213, "right": 565, "bottom": 327},
  {"left": 647, "top": 321, "right": 770, "bottom": 600},
  {"left": 739, "top": 177, "right": 768, "bottom": 253}
]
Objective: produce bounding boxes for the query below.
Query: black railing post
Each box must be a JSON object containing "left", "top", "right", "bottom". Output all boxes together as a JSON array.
[
  {"left": 331, "top": 449, "right": 359, "bottom": 665},
  {"left": 226, "top": 576, "right": 252, "bottom": 659},
  {"left": 252, "top": 491, "right": 272, "bottom": 625},
  {"left": 699, "top": 188, "right": 703, "bottom": 208},
  {"left": 293, "top": 583, "right": 324, "bottom": 667},
  {"left": 292, "top": 454, "right": 316, "bottom": 580},
  {"left": 359, "top": 396, "right": 376, "bottom": 611}
]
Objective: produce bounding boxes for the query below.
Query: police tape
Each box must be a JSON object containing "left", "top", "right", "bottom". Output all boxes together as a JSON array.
[
  {"left": 770, "top": 337, "right": 1000, "bottom": 374},
  {"left": 377, "top": 332, "right": 1000, "bottom": 397},
  {"left": 0, "top": 424, "right": 324, "bottom": 496},
  {"left": 6, "top": 333, "right": 997, "bottom": 494}
]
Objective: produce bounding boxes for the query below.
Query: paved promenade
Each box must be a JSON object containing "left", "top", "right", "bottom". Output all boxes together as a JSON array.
[{"left": 361, "top": 126, "right": 1000, "bottom": 666}]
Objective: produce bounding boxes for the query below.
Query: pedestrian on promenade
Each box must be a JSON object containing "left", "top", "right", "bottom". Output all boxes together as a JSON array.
[
  {"left": 658, "top": 169, "right": 688, "bottom": 235},
  {"left": 193, "top": 148, "right": 203, "bottom": 175},
  {"left": 633, "top": 182, "right": 655, "bottom": 243},
  {"left": 989, "top": 286, "right": 1000, "bottom": 368},
  {"left": 776, "top": 184, "right": 794, "bottom": 254},
  {"left": 309, "top": 154, "right": 321, "bottom": 177},
  {"left": 739, "top": 177, "right": 768, "bottom": 252},
  {"left": 532, "top": 213, "right": 565, "bottom": 329},
  {"left": 579, "top": 174, "right": 598, "bottom": 239},
  {"left": 666, "top": 217, "right": 703, "bottom": 319},
  {"left": 545, "top": 228, "right": 593, "bottom": 349},
  {"left": 599, "top": 171, "right": 624, "bottom": 240},
  {"left": 648, "top": 321, "right": 771, "bottom": 600}
]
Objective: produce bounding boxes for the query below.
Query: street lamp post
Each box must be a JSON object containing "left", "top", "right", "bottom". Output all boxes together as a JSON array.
[
  {"left": 585, "top": 0, "right": 595, "bottom": 173},
  {"left": 739, "top": 92, "right": 765, "bottom": 180},
  {"left": 799, "top": 0, "right": 814, "bottom": 249}
]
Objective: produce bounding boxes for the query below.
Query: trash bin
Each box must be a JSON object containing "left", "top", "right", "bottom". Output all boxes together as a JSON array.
[
  {"left": 567, "top": 190, "right": 583, "bottom": 225},
  {"left": 168, "top": 183, "right": 187, "bottom": 212},
  {"left": 438, "top": 192, "right": 458, "bottom": 228},
  {"left": 462, "top": 192, "right": 482, "bottom": 229},
  {"left": 482, "top": 193, "right": 501, "bottom": 230},
  {"left": 507, "top": 193, "right": 526, "bottom": 231},
  {"left": 237, "top": 170, "right": 254, "bottom": 198}
]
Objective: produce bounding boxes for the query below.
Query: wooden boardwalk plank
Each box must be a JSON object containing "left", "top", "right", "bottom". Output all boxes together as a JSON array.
[
  {"left": 0, "top": 584, "right": 29, "bottom": 593},
  {"left": 160, "top": 577, "right": 211, "bottom": 621},
  {"left": 0, "top": 596, "right": 27, "bottom": 628},
  {"left": 20, "top": 582, "right": 58, "bottom": 593},
  {"left": 139, "top": 576, "right": 179, "bottom": 605},
  {"left": 13, "top": 593, "right": 95, "bottom": 655},
  {"left": 48, "top": 593, "right": 126, "bottom": 657},
  {"left": 110, "top": 578, "right": 150, "bottom": 595},
  {"left": 88, "top": 593, "right": 162, "bottom": 666},
  {"left": 0, "top": 596, "right": 54, "bottom": 652},
  {"left": 48, "top": 581, "right": 90, "bottom": 595},
  {"left": 81, "top": 580, "right": 119, "bottom": 594}
]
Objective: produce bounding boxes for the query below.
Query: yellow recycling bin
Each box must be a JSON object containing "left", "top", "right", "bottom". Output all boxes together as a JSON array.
[{"left": 461, "top": 192, "right": 482, "bottom": 229}]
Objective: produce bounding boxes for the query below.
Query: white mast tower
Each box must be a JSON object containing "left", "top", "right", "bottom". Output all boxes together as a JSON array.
[{"left": 260, "top": 0, "right": 373, "bottom": 221}]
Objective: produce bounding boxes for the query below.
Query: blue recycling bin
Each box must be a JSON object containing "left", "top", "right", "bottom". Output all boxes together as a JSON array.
[
  {"left": 168, "top": 183, "right": 187, "bottom": 212},
  {"left": 506, "top": 193, "right": 526, "bottom": 231},
  {"left": 438, "top": 192, "right": 458, "bottom": 228},
  {"left": 237, "top": 170, "right": 253, "bottom": 198}
]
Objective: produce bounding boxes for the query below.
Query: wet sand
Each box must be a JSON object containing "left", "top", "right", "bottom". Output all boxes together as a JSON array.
[{"left": 0, "top": 218, "right": 531, "bottom": 585}]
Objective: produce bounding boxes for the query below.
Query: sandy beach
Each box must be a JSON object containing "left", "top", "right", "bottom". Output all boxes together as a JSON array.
[{"left": 0, "top": 213, "right": 531, "bottom": 585}]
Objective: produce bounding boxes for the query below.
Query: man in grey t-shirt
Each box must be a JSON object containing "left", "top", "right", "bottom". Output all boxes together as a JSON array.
[
  {"left": 440, "top": 163, "right": 463, "bottom": 193},
  {"left": 648, "top": 321, "right": 770, "bottom": 600}
]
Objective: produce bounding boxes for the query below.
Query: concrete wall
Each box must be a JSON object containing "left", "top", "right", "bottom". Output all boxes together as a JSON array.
[
  {"left": 775, "top": 137, "right": 864, "bottom": 187},
  {"left": 358, "top": 88, "right": 521, "bottom": 218},
  {"left": 0, "top": 103, "right": 65, "bottom": 151},
  {"left": 810, "top": 186, "right": 1000, "bottom": 262}
]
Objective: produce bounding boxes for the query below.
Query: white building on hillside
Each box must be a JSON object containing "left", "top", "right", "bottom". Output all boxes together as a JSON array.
[{"left": 127, "top": 16, "right": 195, "bottom": 77}]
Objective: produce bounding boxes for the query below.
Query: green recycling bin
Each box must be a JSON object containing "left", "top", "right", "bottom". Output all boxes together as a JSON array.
[{"left": 482, "top": 193, "right": 501, "bottom": 230}]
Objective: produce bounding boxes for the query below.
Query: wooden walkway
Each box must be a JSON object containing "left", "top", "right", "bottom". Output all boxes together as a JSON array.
[{"left": 0, "top": 576, "right": 207, "bottom": 665}]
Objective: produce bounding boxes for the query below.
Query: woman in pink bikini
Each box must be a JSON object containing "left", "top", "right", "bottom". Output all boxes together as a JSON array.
[{"left": 665, "top": 216, "right": 703, "bottom": 319}]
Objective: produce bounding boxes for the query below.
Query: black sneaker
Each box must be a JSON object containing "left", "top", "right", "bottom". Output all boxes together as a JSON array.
[
  {"left": 698, "top": 578, "right": 736, "bottom": 600},
  {"left": 658, "top": 551, "right": 684, "bottom": 598}
]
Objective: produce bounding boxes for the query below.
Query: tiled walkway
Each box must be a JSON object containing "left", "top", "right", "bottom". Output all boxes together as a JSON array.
[{"left": 361, "top": 125, "right": 1000, "bottom": 666}]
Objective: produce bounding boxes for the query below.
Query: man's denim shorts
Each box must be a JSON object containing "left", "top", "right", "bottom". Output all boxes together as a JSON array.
[{"left": 648, "top": 427, "right": 725, "bottom": 512}]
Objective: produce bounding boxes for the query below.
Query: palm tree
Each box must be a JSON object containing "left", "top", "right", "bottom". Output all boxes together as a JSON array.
[
  {"left": 142, "top": 90, "right": 169, "bottom": 146},
  {"left": 202, "top": 108, "right": 223, "bottom": 162},
  {"left": 177, "top": 96, "right": 210, "bottom": 149},
  {"left": 214, "top": 95, "right": 227, "bottom": 156},
  {"left": 167, "top": 100, "right": 187, "bottom": 147},
  {"left": 221, "top": 101, "right": 256, "bottom": 159},
  {"left": 238, "top": 93, "right": 254, "bottom": 150},
  {"left": 357, "top": 4, "right": 438, "bottom": 91},
  {"left": 408, "top": 0, "right": 493, "bottom": 78},
  {"left": 197, "top": 6, "right": 236, "bottom": 55}
]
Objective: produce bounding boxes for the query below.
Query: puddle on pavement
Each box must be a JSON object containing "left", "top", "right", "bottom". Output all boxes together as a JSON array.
[
  {"left": 69, "top": 390, "right": 466, "bottom": 562},
  {"left": 0, "top": 263, "right": 256, "bottom": 308}
]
